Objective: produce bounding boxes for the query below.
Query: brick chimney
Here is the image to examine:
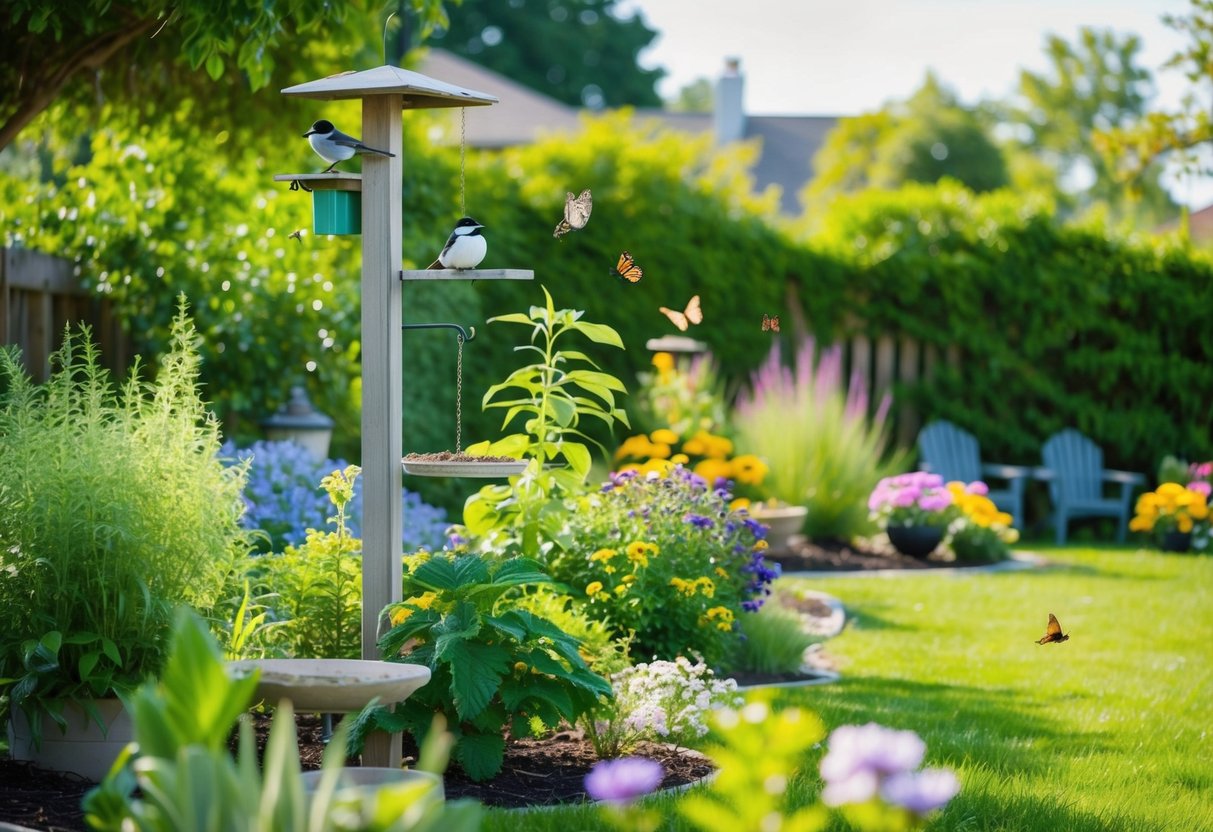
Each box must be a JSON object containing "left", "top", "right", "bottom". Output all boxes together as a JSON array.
[{"left": 714, "top": 57, "right": 745, "bottom": 145}]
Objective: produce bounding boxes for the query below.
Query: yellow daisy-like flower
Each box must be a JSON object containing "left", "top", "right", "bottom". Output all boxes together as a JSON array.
[
  {"left": 753, "top": 539, "right": 769, "bottom": 552},
  {"left": 731, "top": 454, "right": 769, "bottom": 486},
  {"left": 626, "top": 540, "right": 656, "bottom": 566},
  {"left": 621, "top": 574, "right": 636, "bottom": 584},
  {"left": 694, "top": 576, "right": 716, "bottom": 597},
  {"left": 669, "top": 576, "right": 696, "bottom": 596},
  {"left": 715, "top": 567, "right": 729, "bottom": 579},
  {"left": 648, "top": 442, "right": 672, "bottom": 460},
  {"left": 640, "top": 458, "right": 676, "bottom": 476},
  {"left": 652, "top": 351, "right": 675, "bottom": 372},
  {"left": 693, "top": 457, "right": 733, "bottom": 486},
  {"left": 614, "top": 584, "right": 628, "bottom": 597},
  {"left": 591, "top": 548, "right": 617, "bottom": 563},
  {"left": 702, "top": 606, "right": 735, "bottom": 632},
  {"left": 650, "top": 428, "right": 679, "bottom": 445},
  {"left": 586, "top": 581, "right": 604, "bottom": 597},
  {"left": 671, "top": 453, "right": 690, "bottom": 465},
  {"left": 682, "top": 435, "right": 707, "bottom": 456},
  {"left": 614, "top": 434, "right": 653, "bottom": 461},
  {"left": 730, "top": 497, "right": 752, "bottom": 512}
]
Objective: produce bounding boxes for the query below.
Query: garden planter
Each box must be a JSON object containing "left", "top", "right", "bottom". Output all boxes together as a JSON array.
[
  {"left": 886, "top": 525, "right": 945, "bottom": 559},
  {"left": 7, "top": 698, "right": 133, "bottom": 782},
  {"left": 750, "top": 504, "right": 808, "bottom": 552},
  {"left": 1160, "top": 531, "right": 1192, "bottom": 553}
]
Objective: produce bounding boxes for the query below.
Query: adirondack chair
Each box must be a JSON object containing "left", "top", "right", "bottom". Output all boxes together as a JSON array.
[
  {"left": 916, "top": 420, "right": 1030, "bottom": 529},
  {"left": 1039, "top": 429, "right": 1145, "bottom": 545}
]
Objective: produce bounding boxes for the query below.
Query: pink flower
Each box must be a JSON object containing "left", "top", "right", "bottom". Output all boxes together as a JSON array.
[
  {"left": 966, "top": 481, "right": 989, "bottom": 496},
  {"left": 585, "top": 757, "right": 664, "bottom": 803},
  {"left": 1188, "top": 481, "right": 1212, "bottom": 497}
]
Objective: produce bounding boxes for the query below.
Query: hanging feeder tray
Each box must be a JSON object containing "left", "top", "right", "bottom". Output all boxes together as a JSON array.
[
  {"left": 400, "top": 268, "right": 533, "bottom": 281},
  {"left": 401, "top": 452, "right": 528, "bottom": 478},
  {"left": 273, "top": 173, "right": 362, "bottom": 235}
]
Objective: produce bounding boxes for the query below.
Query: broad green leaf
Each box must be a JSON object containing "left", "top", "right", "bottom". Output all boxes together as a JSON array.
[
  {"left": 559, "top": 441, "right": 592, "bottom": 477},
  {"left": 490, "top": 557, "right": 552, "bottom": 587},
  {"left": 568, "top": 320, "right": 624, "bottom": 348},
  {"left": 205, "top": 53, "right": 224, "bottom": 80},
  {"left": 562, "top": 369, "right": 628, "bottom": 392},
  {"left": 461, "top": 496, "right": 500, "bottom": 536},
  {"left": 453, "top": 730, "right": 506, "bottom": 782},
  {"left": 445, "top": 640, "right": 512, "bottom": 720},
  {"left": 549, "top": 395, "right": 577, "bottom": 427},
  {"left": 486, "top": 312, "right": 533, "bottom": 325}
]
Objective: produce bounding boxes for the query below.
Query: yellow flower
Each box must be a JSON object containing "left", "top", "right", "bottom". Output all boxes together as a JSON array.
[
  {"left": 614, "top": 584, "right": 628, "bottom": 596},
  {"left": 652, "top": 351, "right": 675, "bottom": 372},
  {"left": 693, "top": 457, "right": 732, "bottom": 485},
  {"left": 650, "top": 428, "right": 679, "bottom": 445},
  {"left": 669, "top": 576, "right": 696, "bottom": 596},
  {"left": 648, "top": 442, "right": 672, "bottom": 460},
  {"left": 590, "top": 548, "right": 617, "bottom": 563},
  {"left": 671, "top": 453, "right": 690, "bottom": 464},
  {"left": 627, "top": 541, "right": 658, "bottom": 566},
  {"left": 730, "top": 497, "right": 752, "bottom": 512},
  {"left": 731, "top": 454, "right": 769, "bottom": 486},
  {"left": 753, "top": 539, "right": 769, "bottom": 552},
  {"left": 702, "top": 606, "right": 735, "bottom": 632},
  {"left": 586, "top": 581, "right": 604, "bottom": 596},
  {"left": 682, "top": 436, "right": 707, "bottom": 456},
  {"left": 621, "top": 574, "right": 636, "bottom": 584},
  {"left": 694, "top": 576, "right": 716, "bottom": 597},
  {"left": 640, "top": 458, "right": 675, "bottom": 476},
  {"left": 614, "top": 435, "right": 653, "bottom": 461},
  {"left": 714, "top": 567, "right": 729, "bottom": 579}
]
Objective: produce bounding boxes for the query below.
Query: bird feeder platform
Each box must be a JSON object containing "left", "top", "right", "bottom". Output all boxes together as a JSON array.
[
  {"left": 274, "top": 173, "right": 363, "bottom": 235},
  {"left": 399, "top": 268, "right": 534, "bottom": 281}
]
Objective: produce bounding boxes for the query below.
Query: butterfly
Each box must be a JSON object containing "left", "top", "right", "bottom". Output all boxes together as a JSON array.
[
  {"left": 611, "top": 251, "right": 644, "bottom": 284},
  {"left": 1035, "top": 613, "right": 1070, "bottom": 645},
  {"left": 762, "top": 313, "right": 780, "bottom": 332},
  {"left": 659, "top": 295, "right": 703, "bottom": 332},
  {"left": 553, "top": 189, "right": 592, "bottom": 238}
]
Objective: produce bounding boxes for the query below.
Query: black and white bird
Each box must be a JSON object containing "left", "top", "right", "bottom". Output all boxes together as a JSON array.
[
  {"left": 427, "top": 217, "right": 487, "bottom": 270},
  {"left": 303, "top": 119, "right": 395, "bottom": 173}
]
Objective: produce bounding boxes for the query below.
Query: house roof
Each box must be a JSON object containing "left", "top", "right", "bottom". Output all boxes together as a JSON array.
[
  {"left": 1155, "top": 202, "right": 1213, "bottom": 242},
  {"left": 415, "top": 49, "right": 837, "bottom": 215}
]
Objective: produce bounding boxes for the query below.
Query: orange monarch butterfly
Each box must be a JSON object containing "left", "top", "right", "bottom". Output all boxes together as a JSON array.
[
  {"left": 554, "top": 189, "right": 592, "bottom": 238},
  {"left": 1036, "top": 613, "right": 1069, "bottom": 645},
  {"left": 612, "top": 251, "right": 643, "bottom": 283},
  {"left": 762, "top": 313, "right": 780, "bottom": 332},
  {"left": 659, "top": 295, "right": 702, "bottom": 332}
]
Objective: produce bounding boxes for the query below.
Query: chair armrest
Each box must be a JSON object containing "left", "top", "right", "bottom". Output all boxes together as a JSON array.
[
  {"left": 981, "top": 463, "right": 1033, "bottom": 482},
  {"left": 1102, "top": 470, "right": 1145, "bottom": 486},
  {"left": 1031, "top": 467, "right": 1055, "bottom": 482}
]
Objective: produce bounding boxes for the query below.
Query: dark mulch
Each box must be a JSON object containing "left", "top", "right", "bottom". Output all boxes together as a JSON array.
[
  {"left": 0, "top": 715, "right": 713, "bottom": 830},
  {"left": 767, "top": 535, "right": 984, "bottom": 572}
]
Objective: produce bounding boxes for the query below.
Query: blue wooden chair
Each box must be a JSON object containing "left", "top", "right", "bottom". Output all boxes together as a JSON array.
[
  {"left": 1039, "top": 429, "right": 1145, "bottom": 545},
  {"left": 916, "top": 420, "right": 1030, "bottom": 530}
]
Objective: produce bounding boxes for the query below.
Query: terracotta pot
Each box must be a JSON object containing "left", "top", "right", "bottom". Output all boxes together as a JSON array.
[
  {"left": 7, "top": 698, "right": 133, "bottom": 782},
  {"left": 886, "top": 525, "right": 945, "bottom": 559}
]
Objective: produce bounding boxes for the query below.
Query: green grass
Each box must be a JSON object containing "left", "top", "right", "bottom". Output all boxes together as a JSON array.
[{"left": 488, "top": 547, "right": 1213, "bottom": 831}]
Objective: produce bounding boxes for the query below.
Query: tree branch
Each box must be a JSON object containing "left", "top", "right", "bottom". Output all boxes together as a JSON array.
[{"left": 0, "top": 16, "right": 159, "bottom": 152}]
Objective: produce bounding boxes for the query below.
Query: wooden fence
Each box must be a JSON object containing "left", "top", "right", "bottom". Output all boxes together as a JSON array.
[{"left": 0, "top": 248, "right": 130, "bottom": 381}]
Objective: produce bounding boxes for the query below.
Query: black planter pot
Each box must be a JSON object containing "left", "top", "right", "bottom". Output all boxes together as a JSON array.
[
  {"left": 887, "top": 525, "right": 945, "bottom": 559},
  {"left": 1160, "top": 531, "right": 1192, "bottom": 553}
]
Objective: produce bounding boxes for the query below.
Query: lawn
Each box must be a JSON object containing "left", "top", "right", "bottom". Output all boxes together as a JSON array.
[{"left": 491, "top": 547, "right": 1213, "bottom": 832}]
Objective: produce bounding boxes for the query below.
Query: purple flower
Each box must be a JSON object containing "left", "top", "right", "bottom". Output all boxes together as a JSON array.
[
  {"left": 822, "top": 769, "right": 879, "bottom": 807},
  {"left": 880, "top": 769, "right": 960, "bottom": 815},
  {"left": 820, "top": 723, "right": 926, "bottom": 785},
  {"left": 584, "top": 757, "right": 664, "bottom": 803},
  {"left": 917, "top": 493, "right": 953, "bottom": 513},
  {"left": 685, "top": 513, "right": 715, "bottom": 529}
]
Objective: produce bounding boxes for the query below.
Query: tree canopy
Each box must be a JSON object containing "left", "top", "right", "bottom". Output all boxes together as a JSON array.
[{"left": 425, "top": 0, "right": 665, "bottom": 108}]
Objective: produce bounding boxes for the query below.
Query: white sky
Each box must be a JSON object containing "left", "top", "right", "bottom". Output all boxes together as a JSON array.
[{"left": 619, "top": 0, "right": 1212, "bottom": 206}]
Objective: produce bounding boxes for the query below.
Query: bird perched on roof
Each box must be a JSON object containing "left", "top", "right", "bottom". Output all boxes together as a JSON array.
[
  {"left": 427, "top": 217, "right": 487, "bottom": 270},
  {"left": 303, "top": 120, "right": 395, "bottom": 173}
]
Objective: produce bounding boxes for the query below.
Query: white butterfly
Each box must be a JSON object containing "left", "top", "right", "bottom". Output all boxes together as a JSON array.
[
  {"left": 659, "top": 295, "right": 703, "bottom": 332},
  {"left": 553, "top": 189, "right": 592, "bottom": 238}
]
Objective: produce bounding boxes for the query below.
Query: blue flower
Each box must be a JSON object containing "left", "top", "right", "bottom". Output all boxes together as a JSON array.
[{"left": 685, "top": 513, "right": 714, "bottom": 530}]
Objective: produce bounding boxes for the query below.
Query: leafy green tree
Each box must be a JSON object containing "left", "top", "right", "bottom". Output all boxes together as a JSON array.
[
  {"left": 1096, "top": 1, "right": 1213, "bottom": 197},
  {"left": 424, "top": 0, "right": 664, "bottom": 108},
  {"left": 0, "top": 0, "right": 453, "bottom": 151},
  {"left": 668, "top": 77, "right": 713, "bottom": 113},
  {"left": 801, "top": 74, "right": 1007, "bottom": 224},
  {"left": 1009, "top": 27, "right": 1176, "bottom": 223}
]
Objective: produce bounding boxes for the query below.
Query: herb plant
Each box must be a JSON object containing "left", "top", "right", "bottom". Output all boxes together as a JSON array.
[
  {"left": 376, "top": 552, "right": 612, "bottom": 782},
  {"left": 461, "top": 286, "right": 629, "bottom": 553},
  {"left": 0, "top": 301, "right": 252, "bottom": 744}
]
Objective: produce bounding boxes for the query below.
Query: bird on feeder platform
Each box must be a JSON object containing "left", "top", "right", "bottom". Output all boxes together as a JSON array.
[
  {"left": 427, "top": 217, "right": 487, "bottom": 270},
  {"left": 303, "top": 120, "right": 395, "bottom": 173}
]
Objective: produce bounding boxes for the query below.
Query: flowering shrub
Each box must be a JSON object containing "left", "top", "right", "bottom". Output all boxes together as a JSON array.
[
  {"left": 868, "top": 472, "right": 957, "bottom": 529},
  {"left": 945, "top": 480, "right": 1018, "bottom": 563},
  {"left": 544, "top": 467, "right": 778, "bottom": 667},
  {"left": 221, "top": 440, "right": 449, "bottom": 552},
  {"left": 583, "top": 655, "right": 743, "bottom": 759},
  {"left": 1130, "top": 481, "right": 1211, "bottom": 551},
  {"left": 613, "top": 427, "right": 769, "bottom": 500},
  {"left": 820, "top": 722, "right": 960, "bottom": 828}
]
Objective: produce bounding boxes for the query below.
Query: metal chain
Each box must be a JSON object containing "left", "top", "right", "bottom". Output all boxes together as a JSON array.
[
  {"left": 459, "top": 108, "right": 466, "bottom": 217},
  {"left": 455, "top": 332, "right": 463, "bottom": 453}
]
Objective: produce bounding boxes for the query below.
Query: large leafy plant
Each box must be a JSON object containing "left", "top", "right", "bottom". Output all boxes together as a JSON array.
[
  {"left": 376, "top": 552, "right": 612, "bottom": 782},
  {"left": 462, "top": 286, "right": 629, "bottom": 553},
  {"left": 0, "top": 300, "right": 251, "bottom": 744},
  {"left": 84, "top": 609, "right": 479, "bottom": 832}
]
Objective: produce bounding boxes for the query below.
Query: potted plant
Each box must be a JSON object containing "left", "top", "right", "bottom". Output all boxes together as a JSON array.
[
  {"left": 1129, "top": 481, "right": 1210, "bottom": 553},
  {"left": 867, "top": 472, "right": 958, "bottom": 558},
  {"left": 0, "top": 302, "right": 253, "bottom": 780}
]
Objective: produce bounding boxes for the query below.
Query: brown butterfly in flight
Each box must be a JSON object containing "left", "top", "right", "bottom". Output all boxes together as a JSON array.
[
  {"left": 612, "top": 251, "right": 643, "bottom": 283},
  {"left": 1035, "top": 613, "right": 1069, "bottom": 645},
  {"left": 762, "top": 313, "right": 780, "bottom": 332},
  {"left": 660, "top": 295, "right": 702, "bottom": 332},
  {"left": 554, "top": 189, "right": 592, "bottom": 238}
]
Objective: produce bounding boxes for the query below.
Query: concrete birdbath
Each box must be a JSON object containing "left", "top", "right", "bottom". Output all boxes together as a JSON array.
[{"left": 226, "top": 659, "right": 430, "bottom": 713}]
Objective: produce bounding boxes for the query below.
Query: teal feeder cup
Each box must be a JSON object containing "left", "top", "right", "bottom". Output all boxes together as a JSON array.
[{"left": 313, "top": 189, "right": 361, "bottom": 235}]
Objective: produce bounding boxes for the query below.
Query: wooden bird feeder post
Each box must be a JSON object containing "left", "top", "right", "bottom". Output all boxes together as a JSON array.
[{"left": 278, "top": 66, "right": 503, "bottom": 768}]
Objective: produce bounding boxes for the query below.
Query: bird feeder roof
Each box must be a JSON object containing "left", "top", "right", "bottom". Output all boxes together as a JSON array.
[{"left": 282, "top": 64, "right": 498, "bottom": 109}]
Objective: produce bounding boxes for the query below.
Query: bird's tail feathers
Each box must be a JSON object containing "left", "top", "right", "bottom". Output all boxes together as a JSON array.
[{"left": 426, "top": 259, "right": 444, "bottom": 270}]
